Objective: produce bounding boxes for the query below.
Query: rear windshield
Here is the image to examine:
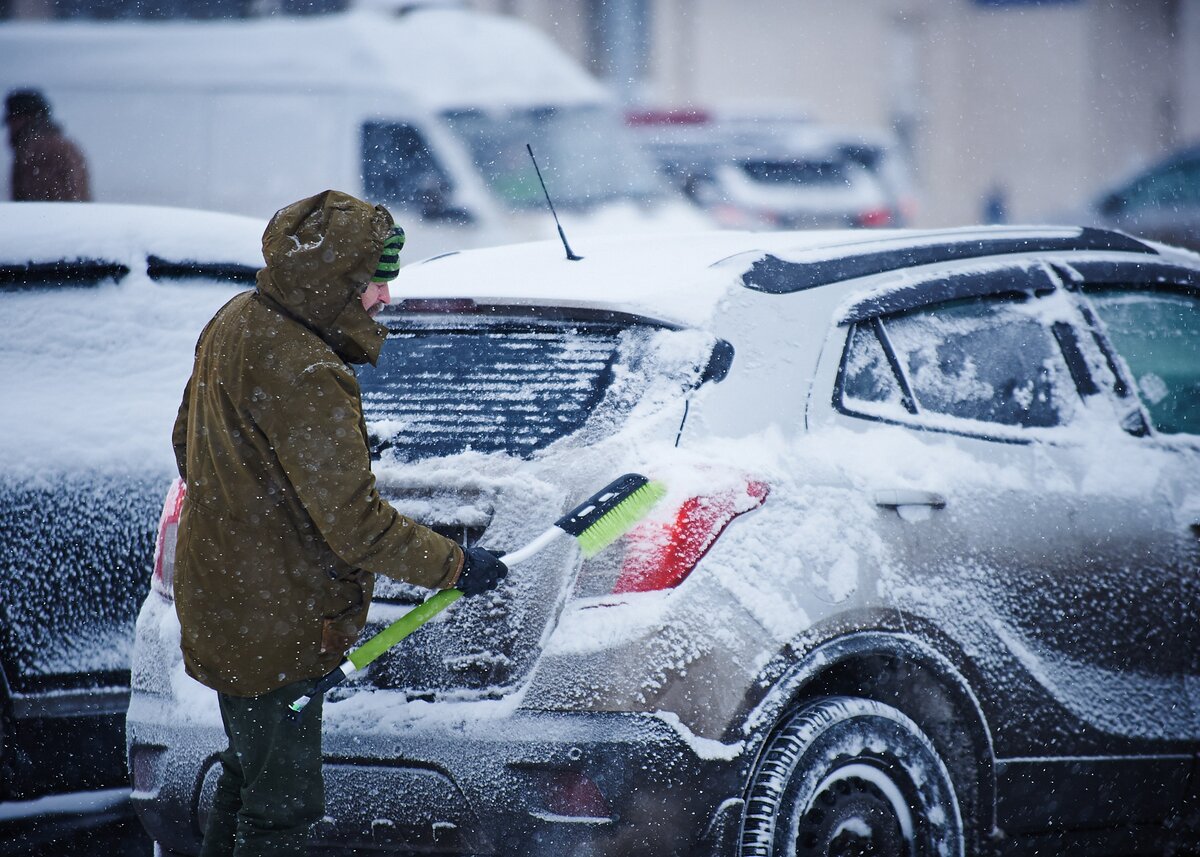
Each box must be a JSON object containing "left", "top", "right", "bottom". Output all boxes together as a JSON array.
[
  {"left": 739, "top": 158, "right": 850, "bottom": 186},
  {"left": 359, "top": 314, "right": 678, "bottom": 460}
]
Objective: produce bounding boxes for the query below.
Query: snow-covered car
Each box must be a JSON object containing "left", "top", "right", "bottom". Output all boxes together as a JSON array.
[
  {"left": 1091, "top": 144, "right": 1200, "bottom": 251},
  {"left": 627, "top": 112, "right": 910, "bottom": 231},
  {"left": 0, "top": 203, "right": 261, "bottom": 800},
  {"left": 129, "top": 225, "right": 1200, "bottom": 856}
]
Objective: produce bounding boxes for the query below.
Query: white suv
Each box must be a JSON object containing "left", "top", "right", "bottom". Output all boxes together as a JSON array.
[{"left": 129, "top": 225, "right": 1200, "bottom": 856}]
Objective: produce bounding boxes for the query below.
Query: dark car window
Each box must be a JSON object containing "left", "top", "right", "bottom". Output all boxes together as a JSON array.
[
  {"left": 880, "top": 296, "right": 1080, "bottom": 429},
  {"left": 738, "top": 158, "right": 849, "bottom": 187},
  {"left": 363, "top": 322, "right": 616, "bottom": 460},
  {"left": 359, "top": 314, "right": 719, "bottom": 462},
  {"left": 1085, "top": 288, "right": 1200, "bottom": 435},
  {"left": 362, "top": 121, "right": 455, "bottom": 213}
]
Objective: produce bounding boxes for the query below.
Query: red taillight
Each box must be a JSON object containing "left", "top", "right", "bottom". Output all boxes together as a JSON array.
[
  {"left": 856, "top": 207, "right": 893, "bottom": 228},
  {"left": 712, "top": 205, "right": 779, "bottom": 230},
  {"left": 624, "top": 108, "right": 711, "bottom": 127},
  {"left": 152, "top": 478, "right": 186, "bottom": 600},
  {"left": 612, "top": 480, "right": 769, "bottom": 594},
  {"left": 544, "top": 770, "right": 610, "bottom": 819}
]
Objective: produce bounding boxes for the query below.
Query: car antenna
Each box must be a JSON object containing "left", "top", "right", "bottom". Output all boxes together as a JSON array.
[{"left": 527, "top": 143, "right": 583, "bottom": 261}]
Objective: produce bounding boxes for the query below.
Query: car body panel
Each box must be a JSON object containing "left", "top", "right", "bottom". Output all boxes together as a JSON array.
[
  {"left": 127, "top": 226, "right": 1200, "bottom": 853},
  {"left": 0, "top": 202, "right": 261, "bottom": 798}
]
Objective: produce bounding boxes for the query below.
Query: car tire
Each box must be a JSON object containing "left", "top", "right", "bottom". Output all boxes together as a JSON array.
[{"left": 740, "top": 696, "right": 964, "bottom": 857}]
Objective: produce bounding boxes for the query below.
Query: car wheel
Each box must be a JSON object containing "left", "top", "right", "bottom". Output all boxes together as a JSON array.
[{"left": 741, "top": 696, "right": 964, "bottom": 857}]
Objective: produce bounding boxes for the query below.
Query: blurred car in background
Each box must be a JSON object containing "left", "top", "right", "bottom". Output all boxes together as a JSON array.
[
  {"left": 131, "top": 223, "right": 1200, "bottom": 856},
  {"left": 626, "top": 109, "right": 917, "bottom": 231},
  {"left": 1091, "top": 144, "right": 1200, "bottom": 250},
  {"left": 0, "top": 203, "right": 259, "bottom": 801}
]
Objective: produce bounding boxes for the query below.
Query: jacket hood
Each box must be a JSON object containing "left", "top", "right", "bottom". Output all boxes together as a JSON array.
[{"left": 256, "top": 189, "right": 391, "bottom": 365}]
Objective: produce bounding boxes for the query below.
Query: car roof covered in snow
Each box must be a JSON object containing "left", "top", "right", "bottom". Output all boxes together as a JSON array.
[
  {"left": 0, "top": 8, "right": 606, "bottom": 111},
  {"left": 0, "top": 202, "right": 264, "bottom": 272},
  {"left": 392, "top": 225, "right": 1166, "bottom": 328},
  {"left": 0, "top": 203, "right": 265, "bottom": 477}
]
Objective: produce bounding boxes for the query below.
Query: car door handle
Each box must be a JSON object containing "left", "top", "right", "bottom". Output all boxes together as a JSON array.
[{"left": 873, "top": 489, "right": 947, "bottom": 509}]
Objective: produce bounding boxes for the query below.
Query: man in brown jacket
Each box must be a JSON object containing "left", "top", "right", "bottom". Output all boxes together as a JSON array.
[
  {"left": 173, "top": 190, "right": 507, "bottom": 857},
  {"left": 4, "top": 89, "right": 91, "bottom": 202}
]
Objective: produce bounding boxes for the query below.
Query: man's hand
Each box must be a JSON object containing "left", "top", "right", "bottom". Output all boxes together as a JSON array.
[{"left": 456, "top": 547, "right": 509, "bottom": 597}]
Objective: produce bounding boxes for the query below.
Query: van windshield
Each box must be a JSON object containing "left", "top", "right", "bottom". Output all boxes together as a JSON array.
[{"left": 442, "top": 105, "right": 665, "bottom": 210}]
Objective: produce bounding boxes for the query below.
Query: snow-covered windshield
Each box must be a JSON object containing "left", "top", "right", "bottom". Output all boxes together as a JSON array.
[{"left": 441, "top": 105, "right": 666, "bottom": 210}]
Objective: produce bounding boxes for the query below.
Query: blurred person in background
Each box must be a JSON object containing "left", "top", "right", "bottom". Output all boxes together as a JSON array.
[{"left": 5, "top": 88, "right": 91, "bottom": 202}]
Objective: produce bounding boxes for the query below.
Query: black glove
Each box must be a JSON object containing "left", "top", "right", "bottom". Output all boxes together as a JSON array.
[{"left": 456, "top": 546, "right": 509, "bottom": 597}]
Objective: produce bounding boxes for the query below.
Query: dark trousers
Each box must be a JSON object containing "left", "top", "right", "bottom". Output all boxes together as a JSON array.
[{"left": 199, "top": 678, "right": 325, "bottom": 857}]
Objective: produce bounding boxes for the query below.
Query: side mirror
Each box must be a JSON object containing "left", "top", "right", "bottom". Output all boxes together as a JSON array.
[{"left": 697, "top": 339, "right": 735, "bottom": 386}]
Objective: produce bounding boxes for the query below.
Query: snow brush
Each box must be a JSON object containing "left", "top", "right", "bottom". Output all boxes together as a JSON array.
[{"left": 286, "top": 473, "right": 665, "bottom": 719}]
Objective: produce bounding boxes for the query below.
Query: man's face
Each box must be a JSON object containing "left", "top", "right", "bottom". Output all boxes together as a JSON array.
[{"left": 361, "top": 281, "right": 391, "bottom": 317}]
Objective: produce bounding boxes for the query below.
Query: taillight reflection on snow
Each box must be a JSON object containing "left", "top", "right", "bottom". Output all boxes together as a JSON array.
[
  {"left": 603, "top": 480, "right": 769, "bottom": 594},
  {"left": 152, "top": 477, "right": 186, "bottom": 600}
]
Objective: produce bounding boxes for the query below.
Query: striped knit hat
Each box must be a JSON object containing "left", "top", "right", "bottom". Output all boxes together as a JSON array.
[{"left": 371, "top": 226, "right": 405, "bottom": 283}]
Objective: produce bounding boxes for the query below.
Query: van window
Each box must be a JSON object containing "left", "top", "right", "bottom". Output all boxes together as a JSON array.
[
  {"left": 442, "top": 105, "right": 663, "bottom": 211},
  {"left": 361, "top": 122, "right": 455, "bottom": 214}
]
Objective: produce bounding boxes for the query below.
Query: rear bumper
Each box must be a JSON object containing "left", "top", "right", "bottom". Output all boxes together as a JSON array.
[{"left": 127, "top": 689, "right": 742, "bottom": 856}]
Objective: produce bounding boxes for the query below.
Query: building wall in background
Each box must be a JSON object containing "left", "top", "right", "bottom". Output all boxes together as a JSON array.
[
  {"left": 5, "top": 0, "right": 1193, "bottom": 226},
  {"left": 478, "top": 0, "right": 1196, "bottom": 228}
]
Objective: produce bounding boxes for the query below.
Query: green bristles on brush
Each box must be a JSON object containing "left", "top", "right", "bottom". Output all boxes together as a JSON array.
[
  {"left": 566, "top": 476, "right": 667, "bottom": 558},
  {"left": 286, "top": 472, "right": 666, "bottom": 720}
]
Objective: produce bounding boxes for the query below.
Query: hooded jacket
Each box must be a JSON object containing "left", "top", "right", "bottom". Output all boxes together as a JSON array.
[
  {"left": 10, "top": 116, "right": 90, "bottom": 202},
  {"left": 172, "top": 190, "right": 463, "bottom": 697}
]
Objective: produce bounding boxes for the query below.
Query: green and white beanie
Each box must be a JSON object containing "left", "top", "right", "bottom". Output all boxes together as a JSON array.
[{"left": 372, "top": 226, "right": 405, "bottom": 283}]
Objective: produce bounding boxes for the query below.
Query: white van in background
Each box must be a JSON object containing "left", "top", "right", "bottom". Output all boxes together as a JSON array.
[{"left": 0, "top": 5, "right": 709, "bottom": 258}]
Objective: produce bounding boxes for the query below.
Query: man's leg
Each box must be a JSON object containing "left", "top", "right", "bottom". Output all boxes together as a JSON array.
[
  {"left": 198, "top": 700, "right": 245, "bottom": 857},
  {"left": 205, "top": 679, "right": 326, "bottom": 857}
]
